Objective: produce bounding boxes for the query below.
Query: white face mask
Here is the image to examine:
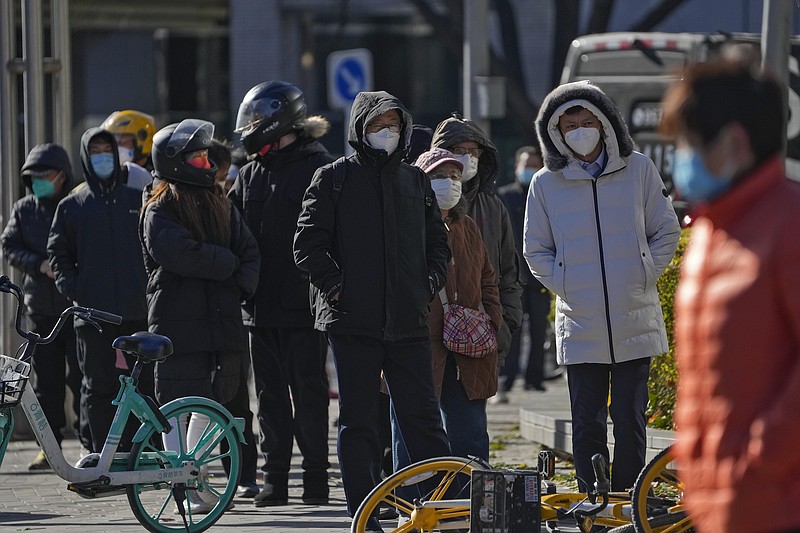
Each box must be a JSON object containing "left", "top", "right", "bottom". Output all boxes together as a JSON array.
[
  {"left": 564, "top": 127, "right": 601, "bottom": 157},
  {"left": 456, "top": 154, "right": 479, "bottom": 182},
  {"left": 117, "top": 146, "right": 134, "bottom": 166},
  {"left": 366, "top": 129, "right": 400, "bottom": 156},
  {"left": 430, "top": 178, "right": 462, "bottom": 210}
]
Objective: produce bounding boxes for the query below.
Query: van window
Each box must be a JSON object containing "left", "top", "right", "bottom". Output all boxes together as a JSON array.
[{"left": 574, "top": 50, "right": 688, "bottom": 77}]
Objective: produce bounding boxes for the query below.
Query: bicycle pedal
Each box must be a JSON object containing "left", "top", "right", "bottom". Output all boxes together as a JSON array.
[
  {"left": 538, "top": 450, "right": 556, "bottom": 480},
  {"left": 67, "top": 479, "right": 126, "bottom": 499}
]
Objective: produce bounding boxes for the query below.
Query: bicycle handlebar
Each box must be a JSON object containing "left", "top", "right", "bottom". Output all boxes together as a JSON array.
[
  {"left": 591, "top": 453, "right": 610, "bottom": 494},
  {"left": 571, "top": 454, "right": 611, "bottom": 527},
  {"left": 1, "top": 275, "right": 124, "bottom": 355},
  {"left": 79, "top": 308, "right": 123, "bottom": 325}
]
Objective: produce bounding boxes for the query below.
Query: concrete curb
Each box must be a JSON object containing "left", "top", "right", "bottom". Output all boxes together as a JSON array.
[{"left": 516, "top": 378, "right": 675, "bottom": 463}]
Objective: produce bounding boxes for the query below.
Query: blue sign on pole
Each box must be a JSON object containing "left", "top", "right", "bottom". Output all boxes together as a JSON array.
[
  {"left": 336, "top": 58, "right": 367, "bottom": 102},
  {"left": 327, "top": 49, "right": 374, "bottom": 110}
]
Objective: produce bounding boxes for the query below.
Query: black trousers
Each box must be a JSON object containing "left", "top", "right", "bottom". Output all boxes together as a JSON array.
[
  {"left": 567, "top": 358, "right": 650, "bottom": 493},
  {"left": 328, "top": 333, "right": 451, "bottom": 516},
  {"left": 221, "top": 351, "right": 258, "bottom": 487},
  {"left": 75, "top": 320, "right": 153, "bottom": 453},
  {"left": 249, "top": 326, "right": 330, "bottom": 475},
  {"left": 26, "top": 313, "right": 81, "bottom": 446},
  {"left": 500, "top": 284, "right": 551, "bottom": 390}
]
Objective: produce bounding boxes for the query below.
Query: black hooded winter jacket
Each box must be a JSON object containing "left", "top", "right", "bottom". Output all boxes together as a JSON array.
[
  {"left": 293, "top": 91, "right": 450, "bottom": 340},
  {"left": 1, "top": 144, "right": 74, "bottom": 316},
  {"left": 229, "top": 116, "right": 335, "bottom": 328},
  {"left": 47, "top": 128, "right": 148, "bottom": 324},
  {"left": 431, "top": 117, "right": 523, "bottom": 357}
]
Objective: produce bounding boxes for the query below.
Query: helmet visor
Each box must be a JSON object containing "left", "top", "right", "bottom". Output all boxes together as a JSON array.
[
  {"left": 234, "top": 97, "right": 284, "bottom": 135},
  {"left": 165, "top": 119, "right": 214, "bottom": 156}
]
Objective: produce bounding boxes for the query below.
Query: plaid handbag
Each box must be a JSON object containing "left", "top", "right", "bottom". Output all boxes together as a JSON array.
[{"left": 439, "top": 290, "right": 497, "bottom": 358}]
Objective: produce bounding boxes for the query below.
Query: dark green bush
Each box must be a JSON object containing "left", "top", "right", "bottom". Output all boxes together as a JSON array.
[{"left": 648, "top": 227, "right": 691, "bottom": 430}]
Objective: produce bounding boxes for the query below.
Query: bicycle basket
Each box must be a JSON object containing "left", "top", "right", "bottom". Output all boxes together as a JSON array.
[{"left": 0, "top": 355, "right": 31, "bottom": 408}]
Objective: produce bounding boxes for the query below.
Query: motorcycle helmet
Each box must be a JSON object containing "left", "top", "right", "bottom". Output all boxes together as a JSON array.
[
  {"left": 234, "top": 81, "right": 307, "bottom": 155},
  {"left": 151, "top": 119, "right": 217, "bottom": 188},
  {"left": 101, "top": 110, "right": 156, "bottom": 161}
]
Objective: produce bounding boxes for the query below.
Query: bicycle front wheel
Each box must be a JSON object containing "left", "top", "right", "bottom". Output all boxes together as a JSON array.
[
  {"left": 126, "top": 401, "right": 241, "bottom": 533},
  {"left": 351, "top": 456, "right": 488, "bottom": 533},
  {"left": 631, "top": 446, "right": 694, "bottom": 533}
]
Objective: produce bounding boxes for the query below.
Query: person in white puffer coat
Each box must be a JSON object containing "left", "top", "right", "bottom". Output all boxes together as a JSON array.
[{"left": 523, "top": 80, "right": 680, "bottom": 494}]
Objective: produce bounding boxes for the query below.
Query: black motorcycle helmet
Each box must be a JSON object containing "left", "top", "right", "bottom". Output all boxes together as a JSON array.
[
  {"left": 235, "top": 81, "right": 307, "bottom": 155},
  {"left": 152, "top": 119, "right": 217, "bottom": 188}
]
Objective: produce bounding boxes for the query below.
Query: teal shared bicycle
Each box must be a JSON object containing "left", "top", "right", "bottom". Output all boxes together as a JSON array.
[{"left": 0, "top": 275, "right": 245, "bottom": 533}]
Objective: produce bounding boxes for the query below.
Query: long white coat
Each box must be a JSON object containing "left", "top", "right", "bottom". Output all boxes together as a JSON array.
[{"left": 523, "top": 93, "right": 680, "bottom": 365}]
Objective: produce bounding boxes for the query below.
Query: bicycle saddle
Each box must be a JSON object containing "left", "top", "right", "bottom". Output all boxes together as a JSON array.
[{"left": 112, "top": 331, "right": 173, "bottom": 362}]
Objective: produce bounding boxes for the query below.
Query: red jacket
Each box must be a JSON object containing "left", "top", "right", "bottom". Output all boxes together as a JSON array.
[{"left": 674, "top": 156, "right": 800, "bottom": 533}]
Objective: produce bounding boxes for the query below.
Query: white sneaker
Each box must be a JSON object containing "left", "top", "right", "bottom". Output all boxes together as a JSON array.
[
  {"left": 188, "top": 488, "right": 217, "bottom": 514},
  {"left": 491, "top": 389, "right": 509, "bottom": 404},
  {"left": 175, "top": 489, "right": 217, "bottom": 515}
]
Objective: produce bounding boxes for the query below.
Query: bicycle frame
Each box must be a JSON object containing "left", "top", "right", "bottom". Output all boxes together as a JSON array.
[{"left": 16, "top": 373, "right": 197, "bottom": 488}]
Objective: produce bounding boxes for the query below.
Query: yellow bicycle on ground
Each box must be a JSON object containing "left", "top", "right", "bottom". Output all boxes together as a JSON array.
[{"left": 350, "top": 445, "right": 691, "bottom": 533}]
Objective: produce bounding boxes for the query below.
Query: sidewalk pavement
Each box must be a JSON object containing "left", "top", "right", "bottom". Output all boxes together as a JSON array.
[{"left": 0, "top": 377, "right": 587, "bottom": 532}]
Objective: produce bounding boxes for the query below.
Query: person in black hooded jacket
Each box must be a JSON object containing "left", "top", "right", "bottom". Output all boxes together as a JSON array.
[
  {"left": 293, "top": 90, "right": 452, "bottom": 526},
  {"left": 1, "top": 143, "right": 84, "bottom": 469},
  {"left": 140, "top": 119, "right": 260, "bottom": 513},
  {"left": 47, "top": 128, "right": 153, "bottom": 454},
  {"left": 431, "top": 115, "right": 523, "bottom": 366},
  {"left": 229, "top": 81, "right": 335, "bottom": 506}
]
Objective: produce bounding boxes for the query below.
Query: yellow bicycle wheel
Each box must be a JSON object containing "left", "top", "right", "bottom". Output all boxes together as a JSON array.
[
  {"left": 631, "top": 446, "right": 694, "bottom": 533},
  {"left": 350, "top": 456, "right": 488, "bottom": 533}
]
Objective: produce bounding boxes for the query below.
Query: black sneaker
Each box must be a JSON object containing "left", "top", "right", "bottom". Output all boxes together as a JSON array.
[
  {"left": 253, "top": 483, "right": 288, "bottom": 507},
  {"left": 237, "top": 483, "right": 259, "bottom": 499},
  {"left": 365, "top": 517, "right": 384, "bottom": 532}
]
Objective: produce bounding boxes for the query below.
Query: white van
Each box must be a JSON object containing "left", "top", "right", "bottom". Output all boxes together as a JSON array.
[{"left": 561, "top": 32, "right": 800, "bottom": 217}]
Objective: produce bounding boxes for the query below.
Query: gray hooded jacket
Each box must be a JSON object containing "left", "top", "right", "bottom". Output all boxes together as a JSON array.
[
  {"left": 524, "top": 81, "right": 680, "bottom": 365},
  {"left": 431, "top": 116, "right": 523, "bottom": 360}
]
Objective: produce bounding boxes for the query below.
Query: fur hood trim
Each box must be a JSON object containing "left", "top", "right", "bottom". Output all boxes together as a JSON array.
[
  {"left": 535, "top": 81, "right": 634, "bottom": 172},
  {"left": 301, "top": 115, "right": 330, "bottom": 140}
]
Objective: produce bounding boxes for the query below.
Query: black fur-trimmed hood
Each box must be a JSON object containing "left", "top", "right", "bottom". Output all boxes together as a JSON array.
[{"left": 535, "top": 81, "right": 634, "bottom": 172}]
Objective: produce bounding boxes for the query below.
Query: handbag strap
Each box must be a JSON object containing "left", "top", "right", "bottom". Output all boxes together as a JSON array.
[
  {"left": 438, "top": 287, "right": 487, "bottom": 314},
  {"left": 438, "top": 288, "right": 449, "bottom": 311}
]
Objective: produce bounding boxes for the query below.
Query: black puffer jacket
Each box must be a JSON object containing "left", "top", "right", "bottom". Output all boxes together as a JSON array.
[
  {"left": 229, "top": 116, "right": 335, "bottom": 327},
  {"left": 1, "top": 144, "right": 74, "bottom": 316},
  {"left": 293, "top": 91, "right": 450, "bottom": 340},
  {"left": 431, "top": 117, "right": 523, "bottom": 357},
  {"left": 47, "top": 128, "right": 148, "bottom": 324},
  {"left": 497, "top": 180, "right": 542, "bottom": 289},
  {"left": 140, "top": 199, "right": 260, "bottom": 354}
]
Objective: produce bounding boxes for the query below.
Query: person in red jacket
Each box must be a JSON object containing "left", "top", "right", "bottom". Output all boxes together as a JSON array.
[{"left": 662, "top": 59, "right": 800, "bottom": 533}]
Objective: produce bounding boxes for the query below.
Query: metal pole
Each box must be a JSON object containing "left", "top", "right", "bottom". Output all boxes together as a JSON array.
[
  {"left": 52, "top": 0, "right": 72, "bottom": 152},
  {"left": 1, "top": 0, "right": 20, "bottom": 358},
  {"left": 463, "top": 0, "right": 491, "bottom": 135},
  {"left": 761, "top": 0, "right": 792, "bottom": 158},
  {"left": 22, "top": 0, "right": 45, "bottom": 152}
]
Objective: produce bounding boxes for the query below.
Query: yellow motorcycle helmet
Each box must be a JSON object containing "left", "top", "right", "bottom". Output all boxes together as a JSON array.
[{"left": 101, "top": 110, "right": 156, "bottom": 161}]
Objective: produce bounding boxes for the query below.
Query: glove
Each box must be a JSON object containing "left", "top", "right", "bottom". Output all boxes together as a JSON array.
[{"left": 428, "top": 271, "right": 445, "bottom": 299}]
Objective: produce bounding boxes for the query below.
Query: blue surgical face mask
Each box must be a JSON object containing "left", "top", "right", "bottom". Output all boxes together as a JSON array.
[
  {"left": 672, "top": 147, "right": 734, "bottom": 203},
  {"left": 516, "top": 168, "right": 536, "bottom": 185},
  {"left": 90, "top": 153, "right": 115, "bottom": 180},
  {"left": 32, "top": 177, "right": 56, "bottom": 199}
]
